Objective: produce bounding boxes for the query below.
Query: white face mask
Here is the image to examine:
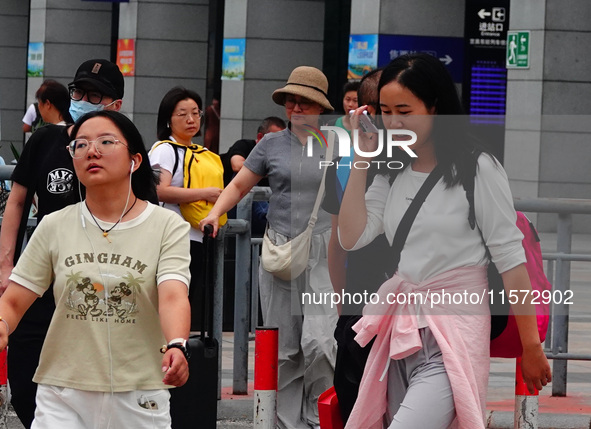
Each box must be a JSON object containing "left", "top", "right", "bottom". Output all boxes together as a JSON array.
[{"left": 69, "top": 99, "right": 116, "bottom": 122}]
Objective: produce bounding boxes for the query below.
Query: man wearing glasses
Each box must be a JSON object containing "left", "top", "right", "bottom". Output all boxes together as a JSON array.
[
  {"left": 68, "top": 59, "right": 124, "bottom": 122},
  {"left": 0, "top": 59, "right": 124, "bottom": 428}
]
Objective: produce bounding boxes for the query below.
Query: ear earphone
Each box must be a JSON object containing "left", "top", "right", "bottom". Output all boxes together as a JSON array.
[
  {"left": 79, "top": 181, "right": 86, "bottom": 229},
  {"left": 130, "top": 160, "right": 135, "bottom": 174}
]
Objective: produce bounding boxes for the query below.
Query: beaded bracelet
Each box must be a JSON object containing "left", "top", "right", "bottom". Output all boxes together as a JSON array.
[{"left": 0, "top": 316, "right": 9, "bottom": 335}]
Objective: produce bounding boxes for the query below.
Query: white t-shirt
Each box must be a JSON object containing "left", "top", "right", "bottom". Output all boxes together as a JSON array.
[
  {"left": 10, "top": 202, "right": 191, "bottom": 392},
  {"left": 22, "top": 103, "right": 36, "bottom": 126},
  {"left": 149, "top": 139, "right": 203, "bottom": 242},
  {"left": 342, "top": 154, "right": 526, "bottom": 284}
]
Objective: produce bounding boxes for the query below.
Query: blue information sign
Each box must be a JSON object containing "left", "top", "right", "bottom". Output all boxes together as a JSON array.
[{"left": 378, "top": 35, "right": 464, "bottom": 83}]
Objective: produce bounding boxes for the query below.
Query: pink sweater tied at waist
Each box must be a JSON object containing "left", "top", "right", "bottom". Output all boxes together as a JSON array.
[{"left": 346, "top": 266, "right": 491, "bottom": 429}]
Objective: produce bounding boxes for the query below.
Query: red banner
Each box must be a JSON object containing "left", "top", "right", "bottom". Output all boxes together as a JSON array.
[{"left": 116, "top": 39, "right": 135, "bottom": 77}]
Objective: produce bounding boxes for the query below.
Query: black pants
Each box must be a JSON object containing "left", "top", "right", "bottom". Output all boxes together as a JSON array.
[
  {"left": 8, "top": 296, "right": 54, "bottom": 429},
  {"left": 333, "top": 315, "right": 373, "bottom": 424}
]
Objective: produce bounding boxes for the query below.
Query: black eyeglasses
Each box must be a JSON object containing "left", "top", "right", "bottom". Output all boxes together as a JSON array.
[
  {"left": 69, "top": 86, "right": 106, "bottom": 105},
  {"left": 284, "top": 97, "right": 315, "bottom": 111}
]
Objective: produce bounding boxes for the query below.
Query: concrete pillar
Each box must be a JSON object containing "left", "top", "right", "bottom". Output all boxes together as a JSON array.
[
  {"left": 219, "top": 0, "right": 326, "bottom": 153},
  {"left": 0, "top": 0, "right": 112, "bottom": 158},
  {"left": 503, "top": 1, "right": 546, "bottom": 226},
  {"left": 538, "top": 1, "right": 591, "bottom": 232},
  {"left": 128, "top": 0, "right": 210, "bottom": 146},
  {"left": 504, "top": 0, "right": 591, "bottom": 232},
  {"left": 219, "top": 0, "right": 248, "bottom": 154},
  {"left": 350, "top": 0, "right": 380, "bottom": 34},
  {"left": 34, "top": 0, "right": 112, "bottom": 96},
  {"left": 118, "top": 1, "right": 138, "bottom": 121},
  {"left": 0, "top": 0, "right": 29, "bottom": 160}
]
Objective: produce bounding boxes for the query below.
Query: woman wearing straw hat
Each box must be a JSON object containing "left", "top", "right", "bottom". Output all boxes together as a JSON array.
[{"left": 200, "top": 66, "right": 338, "bottom": 428}]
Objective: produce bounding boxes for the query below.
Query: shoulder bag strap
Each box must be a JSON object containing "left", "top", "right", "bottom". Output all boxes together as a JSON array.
[
  {"left": 462, "top": 157, "right": 477, "bottom": 230},
  {"left": 152, "top": 140, "right": 183, "bottom": 209},
  {"left": 389, "top": 163, "right": 444, "bottom": 275},
  {"left": 152, "top": 140, "right": 183, "bottom": 177},
  {"left": 462, "top": 158, "right": 509, "bottom": 338},
  {"left": 307, "top": 130, "right": 335, "bottom": 229}
]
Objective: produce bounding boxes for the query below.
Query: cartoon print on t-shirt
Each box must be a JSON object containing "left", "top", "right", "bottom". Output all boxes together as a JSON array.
[
  {"left": 106, "top": 282, "right": 132, "bottom": 319},
  {"left": 75, "top": 277, "right": 102, "bottom": 317},
  {"left": 118, "top": 272, "right": 143, "bottom": 317},
  {"left": 65, "top": 270, "right": 143, "bottom": 322}
]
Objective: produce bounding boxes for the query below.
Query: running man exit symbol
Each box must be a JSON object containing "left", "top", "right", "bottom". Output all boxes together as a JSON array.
[{"left": 506, "top": 31, "right": 530, "bottom": 69}]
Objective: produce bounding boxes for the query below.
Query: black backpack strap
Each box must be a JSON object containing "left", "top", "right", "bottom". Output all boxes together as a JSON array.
[
  {"left": 462, "top": 156, "right": 511, "bottom": 338},
  {"left": 157, "top": 140, "right": 185, "bottom": 178},
  {"left": 158, "top": 141, "right": 183, "bottom": 210},
  {"left": 463, "top": 159, "right": 477, "bottom": 230},
  {"left": 389, "top": 164, "right": 444, "bottom": 276},
  {"left": 461, "top": 155, "right": 493, "bottom": 259},
  {"left": 168, "top": 142, "right": 181, "bottom": 178}
]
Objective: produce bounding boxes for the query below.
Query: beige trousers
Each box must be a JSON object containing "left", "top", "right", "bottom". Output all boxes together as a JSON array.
[{"left": 259, "top": 228, "right": 338, "bottom": 429}]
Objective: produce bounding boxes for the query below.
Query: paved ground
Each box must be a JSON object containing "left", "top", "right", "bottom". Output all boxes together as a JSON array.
[
  {"left": 6, "top": 407, "right": 22, "bottom": 429},
  {"left": 5, "top": 232, "right": 591, "bottom": 428}
]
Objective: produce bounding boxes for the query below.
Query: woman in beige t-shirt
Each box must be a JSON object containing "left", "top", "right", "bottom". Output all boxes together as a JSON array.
[{"left": 0, "top": 111, "right": 191, "bottom": 429}]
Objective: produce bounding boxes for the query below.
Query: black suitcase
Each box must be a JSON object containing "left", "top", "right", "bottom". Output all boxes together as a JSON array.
[{"left": 170, "top": 225, "right": 218, "bottom": 429}]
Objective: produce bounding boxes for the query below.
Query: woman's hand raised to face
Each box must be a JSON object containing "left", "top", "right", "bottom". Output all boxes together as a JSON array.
[{"left": 349, "top": 105, "right": 380, "bottom": 158}]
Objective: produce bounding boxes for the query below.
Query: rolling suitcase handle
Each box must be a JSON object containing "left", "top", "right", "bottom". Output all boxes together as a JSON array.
[
  {"left": 202, "top": 224, "right": 215, "bottom": 339},
  {"left": 170, "top": 224, "right": 219, "bottom": 429}
]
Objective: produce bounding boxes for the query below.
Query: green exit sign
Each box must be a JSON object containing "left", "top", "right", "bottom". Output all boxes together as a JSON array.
[{"left": 506, "top": 31, "right": 530, "bottom": 68}]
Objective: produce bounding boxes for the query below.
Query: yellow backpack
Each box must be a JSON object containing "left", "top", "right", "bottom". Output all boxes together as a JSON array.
[{"left": 152, "top": 140, "right": 227, "bottom": 229}]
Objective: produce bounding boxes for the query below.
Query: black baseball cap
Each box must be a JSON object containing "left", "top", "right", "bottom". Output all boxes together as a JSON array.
[{"left": 69, "top": 59, "right": 124, "bottom": 100}]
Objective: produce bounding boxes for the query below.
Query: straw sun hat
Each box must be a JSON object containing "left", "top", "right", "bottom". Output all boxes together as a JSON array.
[{"left": 272, "top": 66, "right": 334, "bottom": 111}]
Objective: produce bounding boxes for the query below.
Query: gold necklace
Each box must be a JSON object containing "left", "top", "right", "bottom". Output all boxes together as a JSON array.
[{"left": 85, "top": 197, "right": 138, "bottom": 243}]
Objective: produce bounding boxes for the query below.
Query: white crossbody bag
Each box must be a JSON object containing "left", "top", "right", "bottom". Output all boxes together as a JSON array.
[{"left": 261, "top": 131, "right": 334, "bottom": 281}]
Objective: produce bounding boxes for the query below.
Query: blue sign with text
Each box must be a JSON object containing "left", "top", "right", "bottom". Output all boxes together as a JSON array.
[{"left": 378, "top": 35, "right": 464, "bottom": 83}]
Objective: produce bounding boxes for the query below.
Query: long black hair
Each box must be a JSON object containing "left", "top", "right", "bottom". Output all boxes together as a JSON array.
[
  {"left": 377, "top": 53, "right": 488, "bottom": 188},
  {"left": 70, "top": 110, "right": 159, "bottom": 204},
  {"left": 156, "top": 86, "right": 203, "bottom": 141}
]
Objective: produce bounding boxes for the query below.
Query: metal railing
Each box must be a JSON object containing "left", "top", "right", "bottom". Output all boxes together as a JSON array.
[{"left": 212, "top": 187, "right": 271, "bottom": 395}]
